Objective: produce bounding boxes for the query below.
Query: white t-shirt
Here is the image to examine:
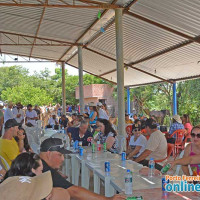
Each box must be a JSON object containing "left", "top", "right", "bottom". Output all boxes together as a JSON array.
[
  {"left": 26, "top": 110, "right": 37, "bottom": 126},
  {"left": 98, "top": 108, "right": 109, "bottom": 120},
  {"left": 129, "top": 134, "right": 147, "bottom": 157},
  {"left": 4, "top": 108, "right": 15, "bottom": 123},
  {"left": 12, "top": 108, "right": 24, "bottom": 123},
  {"left": 48, "top": 117, "right": 58, "bottom": 126}
]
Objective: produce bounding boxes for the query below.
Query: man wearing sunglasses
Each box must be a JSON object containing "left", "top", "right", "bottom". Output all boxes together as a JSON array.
[
  {"left": 134, "top": 118, "right": 167, "bottom": 170},
  {"left": 40, "top": 138, "right": 126, "bottom": 200}
]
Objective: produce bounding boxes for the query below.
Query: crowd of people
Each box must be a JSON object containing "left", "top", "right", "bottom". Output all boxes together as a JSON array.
[{"left": 0, "top": 100, "right": 199, "bottom": 199}]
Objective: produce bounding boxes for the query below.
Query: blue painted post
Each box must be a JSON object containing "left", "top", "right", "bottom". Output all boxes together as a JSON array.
[
  {"left": 173, "top": 82, "right": 177, "bottom": 115},
  {"left": 127, "top": 87, "right": 130, "bottom": 115}
]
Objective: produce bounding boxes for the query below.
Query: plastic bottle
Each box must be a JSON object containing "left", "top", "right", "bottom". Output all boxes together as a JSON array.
[
  {"left": 148, "top": 158, "right": 155, "bottom": 177},
  {"left": 161, "top": 163, "right": 171, "bottom": 174},
  {"left": 62, "top": 127, "right": 65, "bottom": 134},
  {"left": 125, "top": 169, "right": 133, "bottom": 195},
  {"left": 71, "top": 139, "right": 74, "bottom": 148}
]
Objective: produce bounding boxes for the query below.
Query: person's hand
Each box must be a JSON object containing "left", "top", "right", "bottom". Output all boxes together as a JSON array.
[
  {"left": 17, "top": 132, "right": 25, "bottom": 140},
  {"left": 163, "top": 161, "right": 176, "bottom": 170},
  {"left": 108, "top": 194, "right": 126, "bottom": 200},
  {"left": 16, "top": 114, "right": 21, "bottom": 118}
]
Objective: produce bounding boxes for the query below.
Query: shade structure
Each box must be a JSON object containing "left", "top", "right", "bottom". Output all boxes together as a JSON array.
[{"left": 1, "top": 0, "right": 200, "bottom": 86}]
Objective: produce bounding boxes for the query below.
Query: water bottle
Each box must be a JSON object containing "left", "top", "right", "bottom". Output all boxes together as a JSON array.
[
  {"left": 62, "top": 127, "right": 65, "bottom": 134},
  {"left": 148, "top": 158, "right": 155, "bottom": 177},
  {"left": 124, "top": 169, "right": 133, "bottom": 195}
]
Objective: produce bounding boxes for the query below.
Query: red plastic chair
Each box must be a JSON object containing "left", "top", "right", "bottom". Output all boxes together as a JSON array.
[
  {"left": 169, "top": 129, "right": 185, "bottom": 158},
  {"left": 126, "top": 125, "right": 133, "bottom": 149},
  {"left": 154, "top": 143, "right": 174, "bottom": 163}
]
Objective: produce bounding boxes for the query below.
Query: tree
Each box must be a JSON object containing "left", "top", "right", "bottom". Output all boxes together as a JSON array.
[{"left": 1, "top": 83, "right": 53, "bottom": 105}]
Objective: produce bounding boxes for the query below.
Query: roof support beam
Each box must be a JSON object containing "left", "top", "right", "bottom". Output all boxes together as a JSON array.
[
  {"left": 1, "top": 51, "right": 59, "bottom": 62},
  {"left": 0, "top": 3, "right": 120, "bottom": 9},
  {"left": 59, "top": 0, "right": 118, "bottom": 61},
  {"left": 85, "top": 47, "right": 173, "bottom": 84},
  {"left": 29, "top": 0, "right": 47, "bottom": 58},
  {"left": 0, "top": 31, "right": 80, "bottom": 45},
  {"left": 0, "top": 44, "right": 78, "bottom": 46}
]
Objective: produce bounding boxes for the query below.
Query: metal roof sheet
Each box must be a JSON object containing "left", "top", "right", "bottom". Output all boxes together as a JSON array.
[{"left": 1, "top": 0, "right": 200, "bottom": 86}]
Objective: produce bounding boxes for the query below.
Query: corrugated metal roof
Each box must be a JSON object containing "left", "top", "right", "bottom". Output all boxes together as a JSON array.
[{"left": 1, "top": 0, "right": 200, "bottom": 86}]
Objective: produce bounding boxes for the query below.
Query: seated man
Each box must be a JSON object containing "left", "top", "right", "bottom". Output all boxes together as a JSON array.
[
  {"left": 48, "top": 113, "right": 59, "bottom": 126},
  {"left": 134, "top": 118, "right": 167, "bottom": 170},
  {"left": 67, "top": 120, "right": 93, "bottom": 146},
  {"left": 0, "top": 119, "right": 24, "bottom": 168},
  {"left": 167, "top": 115, "right": 185, "bottom": 144},
  {"left": 127, "top": 124, "right": 147, "bottom": 159},
  {"left": 59, "top": 115, "right": 69, "bottom": 128},
  {"left": 39, "top": 138, "right": 125, "bottom": 200}
]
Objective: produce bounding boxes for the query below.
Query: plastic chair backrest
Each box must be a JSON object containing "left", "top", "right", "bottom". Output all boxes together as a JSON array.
[
  {"left": 126, "top": 125, "right": 132, "bottom": 136},
  {"left": 175, "top": 130, "right": 185, "bottom": 145},
  {"left": 167, "top": 143, "right": 174, "bottom": 158},
  {"left": 0, "top": 155, "right": 10, "bottom": 170}
]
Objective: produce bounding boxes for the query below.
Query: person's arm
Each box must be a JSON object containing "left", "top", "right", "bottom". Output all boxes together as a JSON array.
[
  {"left": 127, "top": 146, "right": 142, "bottom": 160},
  {"left": 181, "top": 144, "right": 191, "bottom": 175},
  {"left": 134, "top": 149, "right": 152, "bottom": 163},
  {"left": 67, "top": 185, "right": 126, "bottom": 200},
  {"left": 106, "top": 136, "right": 115, "bottom": 150}
]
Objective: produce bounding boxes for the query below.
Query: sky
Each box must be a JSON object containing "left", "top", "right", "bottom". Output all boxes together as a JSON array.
[{"left": 0, "top": 54, "right": 80, "bottom": 76}]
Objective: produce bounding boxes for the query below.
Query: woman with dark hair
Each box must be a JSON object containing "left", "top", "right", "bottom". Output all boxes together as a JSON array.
[
  {"left": 15, "top": 126, "right": 31, "bottom": 152},
  {"left": 4, "top": 152, "right": 70, "bottom": 200},
  {"left": 96, "top": 118, "right": 118, "bottom": 153},
  {"left": 4, "top": 152, "right": 42, "bottom": 178}
]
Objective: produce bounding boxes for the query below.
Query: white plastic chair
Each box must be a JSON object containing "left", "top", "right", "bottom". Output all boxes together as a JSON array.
[{"left": 0, "top": 155, "right": 10, "bottom": 170}]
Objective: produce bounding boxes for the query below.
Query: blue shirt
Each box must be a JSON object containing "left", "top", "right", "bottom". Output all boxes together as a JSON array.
[
  {"left": 67, "top": 127, "right": 93, "bottom": 146},
  {"left": 169, "top": 122, "right": 184, "bottom": 138},
  {"left": 89, "top": 111, "right": 97, "bottom": 125}
]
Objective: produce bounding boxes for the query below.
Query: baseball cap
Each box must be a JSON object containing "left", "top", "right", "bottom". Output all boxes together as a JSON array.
[
  {"left": 5, "top": 119, "right": 20, "bottom": 129},
  {"left": 132, "top": 124, "right": 141, "bottom": 130},
  {"left": 40, "top": 138, "right": 70, "bottom": 154},
  {"left": 0, "top": 171, "right": 52, "bottom": 200},
  {"left": 97, "top": 102, "right": 102, "bottom": 107}
]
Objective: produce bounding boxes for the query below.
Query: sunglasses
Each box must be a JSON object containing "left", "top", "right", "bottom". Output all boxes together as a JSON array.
[
  {"left": 133, "top": 128, "right": 141, "bottom": 132},
  {"left": 191, "top": 133, "right": 200, "bottom": 139}
]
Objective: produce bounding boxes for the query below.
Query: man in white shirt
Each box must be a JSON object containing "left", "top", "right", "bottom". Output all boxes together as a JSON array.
[
  {"left": 134, "top": 118, "right": 167, "bottom": 170},
  {"left": 4, "top": 102, "right": 15, "bottom": 123},
  {"left": 25, "top": 104, "right": 38, "bottom": 126},
  {"left": 48, "top": 113, "right": 58, "bottom": 126},
  {"left": 12, "top": 102, "right": 24, "bottom": 124},
  {"left": 97, "top": 102, "right": 109, "bottom": 120}
]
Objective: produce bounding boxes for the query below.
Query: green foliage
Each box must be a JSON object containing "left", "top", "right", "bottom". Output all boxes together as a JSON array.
[{"left": 1, "top": 83, "right": 53, "bottom": 105}]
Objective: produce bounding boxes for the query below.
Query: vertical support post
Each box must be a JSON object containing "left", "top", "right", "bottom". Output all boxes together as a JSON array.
[
  {"left": 115, "top": 8, "right": 126, "bottom": 152},
  {"left": 127, "top": 87, "right": 130, "bottom": 115},
  {"left": 78, "top": 46, "right": 84, "bottom": 114},
  {"left": 61, "top": 61, "right": 66, "bottom": 115},
  {"left": 173, "top": 82, "right": 177, "bottom": 115}
]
